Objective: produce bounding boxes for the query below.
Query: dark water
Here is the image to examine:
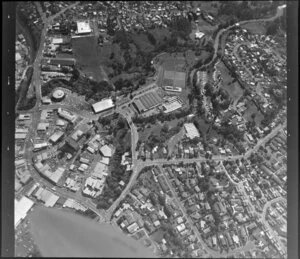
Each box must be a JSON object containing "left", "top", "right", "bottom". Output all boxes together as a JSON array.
[{"left": 29, "top": 206, "right": 156, "bottom": 257}]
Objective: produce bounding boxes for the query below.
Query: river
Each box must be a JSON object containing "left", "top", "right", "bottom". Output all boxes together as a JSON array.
[{"left": 29, "top": 206, "right": 156, "bottom": 257}]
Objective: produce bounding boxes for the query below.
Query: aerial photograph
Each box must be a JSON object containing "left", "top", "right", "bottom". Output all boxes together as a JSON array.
[{"left": 14, "top": 1, "right": 287, "bottom": 258}]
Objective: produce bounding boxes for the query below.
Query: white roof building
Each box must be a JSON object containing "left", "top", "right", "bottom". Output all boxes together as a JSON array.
[
  {"left": 195, "top": 31, "right": 205, "bottom": 39},
  {"left": 52, "top": 38, "right": 64, "bottom": 44},
  {"left": 76, "top": 21, "right": 92, "bottom": 34},
  {"left": 15, "top": 196, "right": 35, "bottom": 228},
  {"left": 99, "top": 145, "right": 113, "bottom": 157},
  {"left": 184, "top": 123, "right": 200, "bottom": 139},
  {"left": 92, "top": 98, "right": 115, "bottom": 114}
]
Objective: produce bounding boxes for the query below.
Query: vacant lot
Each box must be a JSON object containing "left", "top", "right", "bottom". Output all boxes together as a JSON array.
[
  {"left": 72, "top": 36, "right": 105, "bottom": 81},
  {"left": 241, "top": 21, "right": 267, "bottom": 35},
  {"left": 217, "top": 62, "right": 244, "bottom": 102},
  {"left": 243, "top": 101, "right": 264, "bottom": 126},
  {"left": 149, "top": 27, "right": 171, "bottom": 45},
  {"left": 130, "top": 33, "right": 155, "bottom": 53}
]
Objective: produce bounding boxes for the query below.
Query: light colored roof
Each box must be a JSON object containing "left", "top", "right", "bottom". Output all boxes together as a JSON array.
[
  {"left": 15, "top": 196, "right": 35, "bottom": 227},
  {"left": 184, "top": 123, "right": 200, "bottom": 139},
  {"left": 195, "top": 31, "right": 205, "bottom": 39},
  {"left": 49, "top": 131, "right": 64, "bottom": 143},
  {"left": 56, "top": 119, "right": 66, "bottom": 126},
  {"left": 92, "top": 98, "right": 115, "bottom": 113},
  {"left": 37, "top": 122, "right": 49, "bottom": 131},
  {"left": 76, "top": 21, "right": 92, "bottom": 34},
  {"left": 99, "top": 145, "right": 113, "bottom": 157},
  {"left": 52, "top": 38, "right": 64, "bottom": 44},
  {"left": 163, "top": 100, "right": 182, "bottom": 113},
  {"left": 52, "top": 89, "right": 65, "bottom": 99},
  {"left": 100, "top": 157, "right": 110, "bottom": 165},
  {"left": 15, "top": 133, "right": 27, "bottom": 139},
  {"left": 92, "top": 162, "right": 108, "bottom": 179}
]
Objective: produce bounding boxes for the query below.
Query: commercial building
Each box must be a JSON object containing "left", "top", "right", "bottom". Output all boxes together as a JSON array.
[
  {"left": 57, "top": 108, "right": 77, "bottom": 123},
  {"left": 18, "top": 114, "right": 31, "bottom": 120},
  {"left": 15, "top": 133, "right": 27, "bottom": 140},
  {"left": 33, "top": 143, "right": 48, "bottom": 152},
  {"left": 184, "top": 123, "right": 200, "bottom": 139},
  {"left": 16, "top": 128, "right": 29, "bottom": 134},
  {"left": 66, "top": 138, "right": 80, "bottom": 151},
  {"left": 37, "top": 122, "right": 50, "bottom": 131},
  {"left": 49, "top": 130, "right": 64, "bottom": 144},
  {"left": 15, "top": 196, "right": 35, "bottom": 228},
  {"left": 76, "top": 21, "right": 92, "bottom": 35},
  {"left": 34, "top": 187, "right": 59, "bottom": 207},
  {"left": 92, "top": 98, "right": 115, "bottom": 114},
  {"left": 34, "top": 162, "right": 65, "bottom": 185}
]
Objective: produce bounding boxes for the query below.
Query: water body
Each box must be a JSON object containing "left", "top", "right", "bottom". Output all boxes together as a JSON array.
[{"left": 29, "top": 206, "right": 156, "bottom": 257}]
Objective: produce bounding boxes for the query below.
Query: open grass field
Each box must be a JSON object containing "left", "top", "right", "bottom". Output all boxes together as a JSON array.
[
  {"left": 243, "top": 101, "right": 264, "bottom": 126},
  {"left": 241, "top": 21, "right": 267, "bottom": 35},
  {"left": 130, "top": 33, "right": 155, "bottom": 53},
  {"left": 217, "top": 61, "right": 244, "bottom": 101},
  {"left": 148, "top": 28, "right": 171, "bottom": 45},
  {"left": 72, "top": 35, "right": 106, "bottom": 82}
]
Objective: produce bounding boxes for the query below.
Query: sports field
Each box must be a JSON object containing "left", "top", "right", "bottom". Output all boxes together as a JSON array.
[
  {"left": 157, "top": 53, "right": 187, "bottom": 89},
  {"left": 72, "top": 36, "right": 106, "bottom": 81},
  {"left": 217, "top": 61, "right": 244, "bottom": 101}
]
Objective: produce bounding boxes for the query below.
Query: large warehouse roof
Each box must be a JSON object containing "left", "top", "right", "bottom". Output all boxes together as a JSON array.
[{"left": 92, "top": 98, "right": 115, "bottom": 114}]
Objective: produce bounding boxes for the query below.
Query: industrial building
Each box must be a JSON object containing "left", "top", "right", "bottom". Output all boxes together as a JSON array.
[
  {"left": 37, "top": 122, "right": 50, "bottom": 131},
  {"left": 132, "top": 91, "right": 163, "bottom": 114},
  {"left": 49, "top": 130, "right": 64, "bottom": 144},
  {"left": 92, "top": 98, "right": 115, "bottom": 114},
  {"left": 34, "top": 162, "right": 65, "bottom": 185}
]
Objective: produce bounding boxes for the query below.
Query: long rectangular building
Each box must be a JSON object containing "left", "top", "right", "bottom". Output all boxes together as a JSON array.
[
  {"left": 92, "top": 98, "right": 115, "bottom": 114},
  {"left": 132, "top": 91, "right": 163, "bottom": 114}
]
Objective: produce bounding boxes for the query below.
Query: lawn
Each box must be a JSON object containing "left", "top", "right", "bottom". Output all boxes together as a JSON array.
[
  {"left": 130, "top": 33, "right": 155, "bottom": 53},
  {"left": 243, "top": 101, "right": 264, "bottom": 126},
  {"left": 241, "top": 21, "right": 267, "bottom": 35},
  {"left": 139, "top": 124, "right": 162, "bottom": 142},
  {"left": 217, "top": 61, "right": 244, "bottom": 101},
  {"left": 72, "top": 35, "right": 105, "bottom": 81},
  {"left": 149, "top": 28, "right": 171, "bottom": 45}
]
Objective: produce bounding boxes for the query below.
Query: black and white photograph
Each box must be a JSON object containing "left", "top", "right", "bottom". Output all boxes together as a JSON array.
[{"left": 1, "top": 1, "right": 298, "bottom": 258}]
